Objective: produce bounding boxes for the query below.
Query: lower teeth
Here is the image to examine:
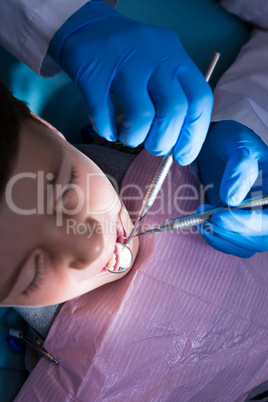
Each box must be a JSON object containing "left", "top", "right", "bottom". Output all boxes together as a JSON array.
[
  {"left": 105, "top": 243, "right": 133, "bottom": 273},
  {"left": 106, "top": 250, "right": 116, "bottom": 270}
]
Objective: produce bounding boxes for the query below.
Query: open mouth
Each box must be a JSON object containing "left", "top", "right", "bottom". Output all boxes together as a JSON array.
[
  {"left": 105, "top": 242, "right": 120, "bottom": 272},
  {"left": 116, "top": 218, "right": 127, "bottom": 245},
  {"left": 97, "top": 221, "right": 128, "bottom": 275},
  {"left": 105, "top": 221, "right": 128, "bottom": 272}
]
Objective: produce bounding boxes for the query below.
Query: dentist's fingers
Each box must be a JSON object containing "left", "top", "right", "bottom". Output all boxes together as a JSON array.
[
  {"left": 144, "top": 61, "right": 188, "bottom": 155},
  {"left": 196, "top": 204, "right": 268, "bottom": 257},
  {"left": 173, "top": 63, "right": 213, "bottom": 166},
  {"left": 197, "top": 222, "right": 255, "bottom": 258},
  {"left": 210, "top": 209, "right": 268, "bottom": 250},
  {"left": 79, "top": 74, "right": 118, "bottom": 141},
  {"left": 220, "top": 148, "right": 259, "bottom": 206},
  {"left": 111, "top": 71, "right": 155, "bottom": 147}
]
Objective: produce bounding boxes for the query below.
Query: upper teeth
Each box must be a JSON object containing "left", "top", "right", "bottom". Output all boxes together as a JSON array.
[{"left": 106, "top": 250, "right": 116, "bottom": 270}]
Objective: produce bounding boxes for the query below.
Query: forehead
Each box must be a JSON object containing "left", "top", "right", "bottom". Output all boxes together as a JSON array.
[
  {"left": 1, "top": 119, "right": 63, "bottom": 217},
  {"left": 0, "top": 119, "right": 63, "bottom": 300},
  {"left": 17, "top": 119, "right": 62, "bottom": 169}
]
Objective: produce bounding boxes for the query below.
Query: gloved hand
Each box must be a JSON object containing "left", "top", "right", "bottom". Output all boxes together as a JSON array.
[
  {"left": 197, "top": 120, "right": 268, "bottom": 258},
  {"left": 48, "top": 0, "right": 213, "bottom": 165}
]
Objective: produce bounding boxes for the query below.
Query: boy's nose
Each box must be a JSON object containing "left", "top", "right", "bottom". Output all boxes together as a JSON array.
[{"left": 64, "top": 217, "right": 105, "bottom": 269}]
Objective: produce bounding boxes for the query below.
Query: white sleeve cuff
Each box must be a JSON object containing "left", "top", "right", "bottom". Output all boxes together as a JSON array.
[
  {"left": 219, "top": 0, "right": 268, "bottom": 30},
  {"left": 0, "top": 0, "right": 90, "bottom": 77},
  {"left": 211, "top": 29, "right": 268, "bottom": 146}
]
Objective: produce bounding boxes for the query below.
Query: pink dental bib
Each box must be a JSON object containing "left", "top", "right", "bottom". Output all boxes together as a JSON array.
[{"left": 15, "top": 151, "right": 268, "bottom": 401}]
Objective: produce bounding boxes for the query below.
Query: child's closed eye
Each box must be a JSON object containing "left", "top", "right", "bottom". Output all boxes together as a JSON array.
[
  {"left": 22, "top": 252, "right": 45, "bottom": 297},
  {"left": 55, "top": 166, "right": 81, "bottom": 212}
]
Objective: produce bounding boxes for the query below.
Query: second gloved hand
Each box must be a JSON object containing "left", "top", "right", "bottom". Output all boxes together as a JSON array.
[
  {"left": 48, "top": 0, "right": 213, "bottom": 165},
  {"left": 197, "top": 120, "right": 268, "bottom": 258}
]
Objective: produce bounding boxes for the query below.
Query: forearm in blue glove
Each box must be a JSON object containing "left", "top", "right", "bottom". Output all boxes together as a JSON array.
[
  {"left": 48, "top": 0, "right": 213, "bottom": 165},
  {"left": 197, "top": 120, "right": 268, "bottom": 257}
]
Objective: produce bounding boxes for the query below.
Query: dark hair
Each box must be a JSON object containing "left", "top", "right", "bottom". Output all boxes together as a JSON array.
[{"left": 0, "top": 81, "right": 34, "bottom": 197}]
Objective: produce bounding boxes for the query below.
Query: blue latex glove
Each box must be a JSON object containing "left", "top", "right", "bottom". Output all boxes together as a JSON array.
[
  {"left": 48, "top": 1, "right": 213, "bottom": 165},
  {"left": 197, "top": 120, "right": 268, "bottom": 258}
]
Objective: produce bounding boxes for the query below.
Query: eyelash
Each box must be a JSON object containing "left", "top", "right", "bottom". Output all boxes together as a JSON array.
[
  {"left": 22, "top": 166, "right": 79, "bottom": 297},
  {"left": 61, "top": 166, "right": 79, "bottom": 200},
  {"left": 22, "top": 253, "right": 45, "bottom": 297}
]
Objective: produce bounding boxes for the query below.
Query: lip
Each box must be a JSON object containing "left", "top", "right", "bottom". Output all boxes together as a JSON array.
[
  {"left": 97, "top": 217, "right": 130, "bottom": 277},
  {"left": 116, "top": 218, "right": 127, "bottom": 245}
]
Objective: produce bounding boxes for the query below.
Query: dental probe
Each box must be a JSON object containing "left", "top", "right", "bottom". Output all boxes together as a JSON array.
[
  {"left": 9, "top": 328, "right": 58, "bottom": 364},
  {"left": 125, "top": 51, "right": 221, "bottom": 245},
  {"left": 127, "top": 194, "right": 268, "bottom": 237}
]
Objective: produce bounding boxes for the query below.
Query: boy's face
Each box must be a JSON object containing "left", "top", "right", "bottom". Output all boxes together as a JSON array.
[{"left": 0, "top": 118, "right": 139, "bottom": 306}]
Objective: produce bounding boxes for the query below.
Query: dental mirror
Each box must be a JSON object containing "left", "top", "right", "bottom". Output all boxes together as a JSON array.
[{"left": 105, "top": 242, "right": 133, "bottom": 274}]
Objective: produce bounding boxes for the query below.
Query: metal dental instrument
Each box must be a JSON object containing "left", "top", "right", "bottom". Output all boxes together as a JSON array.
[
  {"left": 9, "top": 328, "right": 58, "bottom": 364},
  {"left": 125, "top": 51, "right": 221, "bottom": 245},
  {"left": 105, "top": 242, "right": 133, "bottom": 274},
  {"left": 127, "top": 194, "right": 268, "bottom": 238}
]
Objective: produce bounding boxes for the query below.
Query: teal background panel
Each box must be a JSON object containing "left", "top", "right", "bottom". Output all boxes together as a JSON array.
[
  {"left": 0, "top": 46, "right": 87, "bottom": 145},
  {"left": 0, "top": 308, "right": 28, "bottom": 402},
  {"left": 116, "top": 0, "right": 250, "bottom": 88}
]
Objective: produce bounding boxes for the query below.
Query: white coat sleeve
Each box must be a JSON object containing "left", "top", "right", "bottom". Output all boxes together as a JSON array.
[
  {"left": 212, "top": 0, "right": 268, "bottom": 145},
  {"left": 219, "top": 0, "right": 268, "bottom": 30},
  {"left": 0, "top": 0, "right": 91, "bottom": 77}
]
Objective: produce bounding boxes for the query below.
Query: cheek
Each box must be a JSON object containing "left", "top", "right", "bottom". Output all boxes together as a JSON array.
[
  {"left": 34, "top": 265, "right": 118, "bottom": 305},
  {"left": 40, "top": 270, "right": 73, "bottom": 304},
  {"left": 83, "top": 175, "right": 120, "bottom": 216},
  {"left": 69, "top": 147, "right": 121, "bottom": 216},
  {"left": 33, "top": 269, "right": 86, "bottom": 305}
]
